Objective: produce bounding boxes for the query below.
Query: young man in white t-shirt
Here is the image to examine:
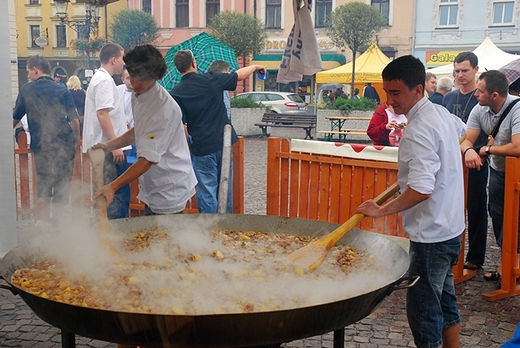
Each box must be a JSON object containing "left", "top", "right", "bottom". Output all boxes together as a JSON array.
[{"left": 83, "top": 43, "right": 130, "bottom": 219}]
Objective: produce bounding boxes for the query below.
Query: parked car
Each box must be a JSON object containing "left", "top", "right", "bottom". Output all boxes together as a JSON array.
[{"left": 232, "top": 92, "right": 307, "bottom": 114}]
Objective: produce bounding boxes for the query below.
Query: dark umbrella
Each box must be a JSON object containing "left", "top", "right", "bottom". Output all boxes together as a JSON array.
[
  {"left": 159, "top": 32, "right": 240, "bottom": 91},
  {"left": 317, "top": 83, "right": 344, "bottom": 94},
  {"left": 499, "top": 58, "right": 520, "bottom": 85}
]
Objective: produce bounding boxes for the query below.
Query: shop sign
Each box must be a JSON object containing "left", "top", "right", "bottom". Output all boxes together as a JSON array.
[
  {"left": 426, "top": 51, "right": 463, "bottom": 66},
  {"left": 265, "top": 39, "right": 335, "bottom": 52}
]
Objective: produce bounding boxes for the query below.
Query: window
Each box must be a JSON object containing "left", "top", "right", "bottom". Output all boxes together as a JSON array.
[
  {"left": 56, "top": 25, "right": 67, "bottom": 48},
  {"left": 206, "top": 0, "right": 219, "bottom": 25},
  {"left": 176, "top": 0, "right": 189, "bottom": 28},
  {"left": 439, "top": 0, "right": 458, "bottom": 26},
  {"left": 29, "top": 0, "right": 39, "bottom": 4},
  {"left": 266, "top": 0, "right": 281, "bottom": 29},
  {"left": 315, "top": 0, "right": 332, "bottom": 28},
  {"left": 493, "top": 1, "right": 514, "bottom": 24},
  {"left": 76, "top": 24, "right": 89, "bottom": 40},
  {"left": 142, "top": 0, "right": 151, "bottom": 13},
  {"left": 30, "top": 25, "right": 40, "bottom": 47},
  {"left": 371, "top": 0, "right": 389, "bottom": 24}
]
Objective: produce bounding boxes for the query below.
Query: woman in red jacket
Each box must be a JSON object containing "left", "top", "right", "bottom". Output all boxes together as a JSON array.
[
  {"left": 367, "top": 103, "right": 391, "bottom": 146},
  {"left": 366, "top": 103, "right": 407, "bottom": 146}
]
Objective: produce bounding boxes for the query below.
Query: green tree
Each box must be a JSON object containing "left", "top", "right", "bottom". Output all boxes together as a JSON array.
[
  {"left": 110, "top": 9, "right": 159, "bottom": 51},
  {"left": 326, "top": 3, "right": 387, "bottom": 98},
  {"left": 208, "top": 11, "right": 268, "bottom": 91}
]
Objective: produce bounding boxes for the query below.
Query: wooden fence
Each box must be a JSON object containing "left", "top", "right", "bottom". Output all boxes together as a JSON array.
[
  {"left": 266, "top": 137, "right": 403, "bottom": 236},
  {"left": 13, "top": 132, "right": 244, "bottom": 219}
]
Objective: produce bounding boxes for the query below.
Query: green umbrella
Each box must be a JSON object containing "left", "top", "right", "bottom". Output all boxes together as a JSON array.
[{"left": 159, "top": 32, "right": 240, "bottom": 91}]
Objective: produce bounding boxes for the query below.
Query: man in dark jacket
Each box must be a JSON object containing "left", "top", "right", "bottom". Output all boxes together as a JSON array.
[{"left": 13, "top": 56, "right": 80, "bottom": 225}]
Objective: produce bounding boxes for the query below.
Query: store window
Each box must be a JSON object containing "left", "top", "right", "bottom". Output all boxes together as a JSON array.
[
  {"left": 206, "top": 0, "right": 220, "bottom": 25},
  {"left": 439, "top": 0, "right": 458, "bottom": 26},
  {"left": 315, "top": 0, "right": 331, "bottom": 28},
  {"left": 266, "top": 0, "right": 281, "bottom": 29},
  {"left": 30, "top": 25, "right": 40, "bottom": 47},
  {"left": 56, "top": 25, "right": 67, "bottom": 48},
  {"left": 493, "top": 1, "right": 514, "bottom": 24},
  {"left": 176, "top": 0, "right": 189, "bottom": 28},
  {"left": 371, "top": 0, "right": 389, "bottom": 25}
]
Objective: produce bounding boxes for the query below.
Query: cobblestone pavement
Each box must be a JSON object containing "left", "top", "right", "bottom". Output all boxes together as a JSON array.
[{"left": 1, "top": 131, "right": 519, "bottom": 347}]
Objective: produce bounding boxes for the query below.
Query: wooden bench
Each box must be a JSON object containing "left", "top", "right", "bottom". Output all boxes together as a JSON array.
[{"left": 254, "top": 113, "right": 317, "bottom": 139}]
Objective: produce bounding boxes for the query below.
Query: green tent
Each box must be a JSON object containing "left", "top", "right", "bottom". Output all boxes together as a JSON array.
[{"left": 159, "top": 32, "right": 240, "bottom": 91}]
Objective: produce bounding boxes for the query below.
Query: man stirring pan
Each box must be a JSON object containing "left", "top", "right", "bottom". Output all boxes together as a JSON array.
[
  {"left": 92, "top": 45, "right": 197, "bottom": 216},
  {"left": 357, "top": 55, "right": 466, "bottom": 348}
]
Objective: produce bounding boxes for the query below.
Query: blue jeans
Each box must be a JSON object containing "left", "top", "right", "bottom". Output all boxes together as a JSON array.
[
  {"left": 406, "top": 235, "right": 462, "bottom": 348},
  {"left": 192, "top": 151, "right": 233, "bottom": 214},
  {"left": 104, "top": 152, "right": 130, "bottom": 219}
]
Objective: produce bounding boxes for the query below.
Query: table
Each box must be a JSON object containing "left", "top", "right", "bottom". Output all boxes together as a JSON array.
[{"left": 320, "top": 116, "right": 371, "bottom": 141}]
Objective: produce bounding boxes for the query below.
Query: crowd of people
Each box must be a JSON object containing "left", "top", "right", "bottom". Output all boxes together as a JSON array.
[
  {"left": 11, "top": 43, "right": 520, "bottom": 348},
  {"left": 13, "top": 43, "right": 266, "bottom": 223}
]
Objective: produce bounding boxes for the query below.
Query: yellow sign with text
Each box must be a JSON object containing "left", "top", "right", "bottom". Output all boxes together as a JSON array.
[{"left": 426, "top": 51, "right": 463, "bottom": 66}]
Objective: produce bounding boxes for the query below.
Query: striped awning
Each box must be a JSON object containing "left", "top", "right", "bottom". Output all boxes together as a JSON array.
[{"left": 251, "top": 53, "right": 346, "bottom": 71}]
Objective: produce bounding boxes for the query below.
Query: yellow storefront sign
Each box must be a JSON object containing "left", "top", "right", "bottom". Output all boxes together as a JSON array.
[{"left": 426, "top": 51, "right": 463, "bottom": 66}]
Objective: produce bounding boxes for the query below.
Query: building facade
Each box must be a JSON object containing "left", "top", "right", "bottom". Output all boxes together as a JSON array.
[
  {"left": 414, "top": 0, "right": 520, "bottom": 68},
  {"left": 15, "top": 0, "right": 126, "bottom": 89},
  {"left": 133, "top": 0, "right": 414, "bottom": 98}
]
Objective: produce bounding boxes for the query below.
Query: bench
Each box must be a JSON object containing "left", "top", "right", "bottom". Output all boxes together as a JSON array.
[{"left": 254, "top": 113, "right": 317, "bottom": 139}]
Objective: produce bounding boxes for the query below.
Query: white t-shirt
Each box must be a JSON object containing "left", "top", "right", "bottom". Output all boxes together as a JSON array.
[
  {"left": 82, "top": 68, "right": 129, "bottom": 151},
  {"left": 133, "top": 82, "right": 197, "bottom": 213},
  {"left": 116, "top": 84, "right": 134, "bottom": 129}
]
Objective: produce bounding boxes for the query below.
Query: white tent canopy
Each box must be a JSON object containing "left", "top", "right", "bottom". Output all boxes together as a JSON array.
[{"left": 426, "top": 37, "right": 519, "bottom": 78}]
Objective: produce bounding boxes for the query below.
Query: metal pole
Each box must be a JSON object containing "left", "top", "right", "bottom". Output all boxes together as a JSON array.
[
  {"left": 0, "top": 0, "right": 17, "bottom": 258},
  {"left": 217, "top": 125, "right": 232, "bottom": 214}
]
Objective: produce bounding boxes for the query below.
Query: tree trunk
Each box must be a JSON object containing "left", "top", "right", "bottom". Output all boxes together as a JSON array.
[{"left": 351, "top": 49, "right": 356, "bottom": 99}]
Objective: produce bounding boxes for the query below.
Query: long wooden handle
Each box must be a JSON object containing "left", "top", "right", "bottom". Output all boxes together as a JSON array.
[
  {"left": 87, "top": 148, "right": 109, "bottom": 232},
  {"left": 325, "top": 182, "right": 400, "bottom": 247}
]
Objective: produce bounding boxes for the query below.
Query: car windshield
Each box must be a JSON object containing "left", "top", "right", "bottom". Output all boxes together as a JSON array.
[{"left": 286, "top": 94, "right": 305, "bottom": 103}]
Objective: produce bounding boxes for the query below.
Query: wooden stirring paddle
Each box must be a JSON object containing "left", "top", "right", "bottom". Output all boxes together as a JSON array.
[
  {"left": 285, "top": 182, "right": 400, "bottom": 273},
  {"left": 87, "top": 147, "right": 121, "bottom": 257}
]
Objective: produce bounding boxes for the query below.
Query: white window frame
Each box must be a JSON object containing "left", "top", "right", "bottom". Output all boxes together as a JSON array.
[
  {"left": 29, "top": 24, "right": 40, "bottom": 48},
  {"left": 492, "top": 1, "right": 515, "bottom": 24},
  {"left": 438, "top": 0, "right": 459, "bottom": 27}
]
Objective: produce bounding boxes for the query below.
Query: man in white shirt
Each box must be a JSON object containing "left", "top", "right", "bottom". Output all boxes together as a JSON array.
[
  {"left": 357, "top": 55, "right": 466, "bottom": 348},
  {"left": 116, "top": 67, "right": 134, "bottom": 129},
  {"left": 83, "top": 43, "right": 130, "bottom": 219},
  {"left": 93, "top": 44, "right": 197, "bottom": 215}
]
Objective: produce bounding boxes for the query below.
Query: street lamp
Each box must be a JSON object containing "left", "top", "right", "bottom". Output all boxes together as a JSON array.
[{"left": 53, "top": 0, "right": 102, "bottom": 39}]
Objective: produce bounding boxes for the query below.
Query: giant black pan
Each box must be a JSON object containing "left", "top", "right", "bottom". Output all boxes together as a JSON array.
[{"left": 0, "top": 214, "right": 412, "bottom": 348}]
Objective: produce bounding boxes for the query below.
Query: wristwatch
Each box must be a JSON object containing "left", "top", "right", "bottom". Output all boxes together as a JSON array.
[{"left": 485, "top": 145, "right": 492, "bottom": 155}]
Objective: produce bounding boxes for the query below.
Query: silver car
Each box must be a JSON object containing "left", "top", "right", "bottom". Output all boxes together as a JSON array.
[{"left": 233, "top": 92, "right": 308, "bottom": 114}]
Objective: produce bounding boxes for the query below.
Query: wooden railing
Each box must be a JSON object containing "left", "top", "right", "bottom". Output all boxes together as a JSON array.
[
  {"left": 483, "top": 156, "right": 520, "bottom": 301},
  {"left": 13, "top": 132, "right": 244, "bottom": 219},
  {"left": 266, "top": 137, "right": 403, "bottom": 236}
]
